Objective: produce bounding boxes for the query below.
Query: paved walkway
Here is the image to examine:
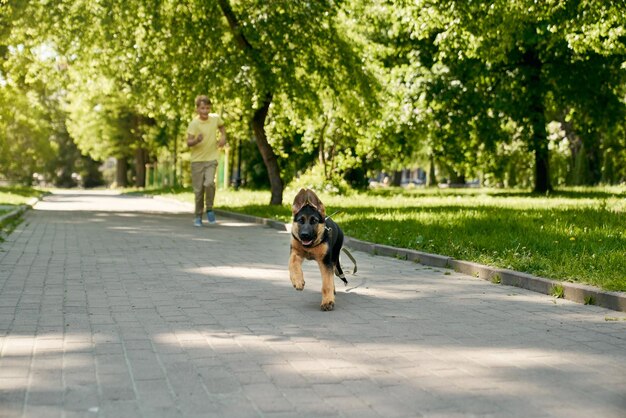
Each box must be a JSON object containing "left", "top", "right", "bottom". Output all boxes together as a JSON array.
[{"left": 0, "top": 190, "right": 625, "bottom": 418}]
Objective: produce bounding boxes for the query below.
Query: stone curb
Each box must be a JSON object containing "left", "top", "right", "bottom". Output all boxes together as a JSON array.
[
  {"left": 212, "top": 209, "right": 626, "bottom": 313},
  {"left": 0, "top": 205, "right": 28, "bottom": 225},
  {"left": 0, "top": 197, "right": 39, "bottom": 226},
  {"left": 213, "top": 209, "right": 288, "bottom": 231}
]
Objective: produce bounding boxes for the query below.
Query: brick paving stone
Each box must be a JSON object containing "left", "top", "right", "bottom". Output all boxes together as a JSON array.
[{"left": 0, "top": 190, "right": 625, "bottom": 417}]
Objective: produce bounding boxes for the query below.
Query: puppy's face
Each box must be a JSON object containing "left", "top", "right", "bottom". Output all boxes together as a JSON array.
[
  {"left": 293, "top": 205, "right": 325, "bottom": 247},
  {"left": 291, "top": 188, "right": 326, "bottom": 247}
]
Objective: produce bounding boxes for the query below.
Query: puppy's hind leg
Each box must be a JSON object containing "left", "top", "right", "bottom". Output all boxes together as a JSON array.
[
  {"left": 334, "top": 260, "right": 348, "bottom": 285},
  {"left": 330, "top": 226, "right": 347, "bottom": 285}
]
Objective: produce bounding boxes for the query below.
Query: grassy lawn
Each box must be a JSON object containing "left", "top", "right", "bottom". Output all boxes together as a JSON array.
[
  {"left": 146, "top": 185, "right": 626, "bottom": 292},
  {"left": 0, "top": 185, "right": 46, "bottom": 211},
  {"left": 0, "top": 185, "right": 46, "bottom": 204}
]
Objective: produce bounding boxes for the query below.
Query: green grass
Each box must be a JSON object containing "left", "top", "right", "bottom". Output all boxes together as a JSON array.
[
  {"left": 146, "top": 185, "right": 626, "bottom": 292},
  {"left": 0, "top": 185, "right": 46, "bottom": 206}
]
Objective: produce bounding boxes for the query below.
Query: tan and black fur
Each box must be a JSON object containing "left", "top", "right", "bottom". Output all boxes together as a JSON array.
[{"left": 289, "top": 188, "right": 348, "bottom": 311}]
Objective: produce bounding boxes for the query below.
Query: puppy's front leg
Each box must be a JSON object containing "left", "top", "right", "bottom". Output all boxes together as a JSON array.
[
  {"left": 289, "top": 251, "right": 305, "bottom": 290},
  {"left": 318, "top": 261, "right": 335, "bottom": 311}
]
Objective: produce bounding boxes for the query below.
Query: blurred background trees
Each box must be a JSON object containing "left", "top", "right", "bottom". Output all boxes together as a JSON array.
[{"left": 1, "top": 0, "right": 625, "bottom": 202}]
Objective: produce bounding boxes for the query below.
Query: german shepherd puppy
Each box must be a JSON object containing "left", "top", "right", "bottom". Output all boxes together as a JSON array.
[{"left": 289, "top": 188, "right": 348, "bottom": 311}]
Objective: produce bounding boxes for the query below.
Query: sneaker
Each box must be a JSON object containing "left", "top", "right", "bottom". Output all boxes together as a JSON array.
[
  {"left": 206, "top": 210, "right": 217, "bottom": 224},
  {"left": 194, "top": 217, "right": 202, "bottom": 227}
]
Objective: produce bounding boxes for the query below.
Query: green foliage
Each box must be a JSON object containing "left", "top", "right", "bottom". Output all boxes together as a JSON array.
[
  {"left": 0, "top": 86, "right": 55, "bottom": 184},
  {"left": 286, "top": 164, "right": 352, "bottom": 196},
  {"left": 1, "top": 0, "right": 626, "bottom": 197},
  {"left": 350, "top": 0, "right": 626, "bottom": 190},
  {"left": 0, "top": 2, "right": 104, "bottom": 186}
]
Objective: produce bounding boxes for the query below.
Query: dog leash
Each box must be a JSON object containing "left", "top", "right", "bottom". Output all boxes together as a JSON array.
[
  {"left": 341, "top": 248, "right": 357, "bottom": 275},
  {"left": 326, "top": 210, "right": 342, "bottom": 219}
]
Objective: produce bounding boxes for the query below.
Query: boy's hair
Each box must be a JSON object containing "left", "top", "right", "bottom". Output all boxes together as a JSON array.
[{"left": 195, "top": 95, "right": 211, "bottom": 107}]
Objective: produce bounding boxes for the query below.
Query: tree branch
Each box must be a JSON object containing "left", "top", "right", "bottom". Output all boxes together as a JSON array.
[{"left": 216, "top": 0, "right": 254, "bottom": 53}]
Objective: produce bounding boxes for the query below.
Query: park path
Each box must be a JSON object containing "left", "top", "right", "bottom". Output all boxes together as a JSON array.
[{"left": 0, "top": 189, "right": 625, "bottom": 418}]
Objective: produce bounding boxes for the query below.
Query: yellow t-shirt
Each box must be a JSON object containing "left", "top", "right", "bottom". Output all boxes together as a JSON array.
[{"left": 187, "top": 114, "right": 224, "bottom": 162}]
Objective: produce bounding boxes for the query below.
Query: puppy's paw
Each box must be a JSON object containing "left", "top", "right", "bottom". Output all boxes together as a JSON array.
[
  {"left": 290, "top": 276, "right": 305, "bottom": 291},
  {"left": 320, "top": 300, "right": 335, "bottom": 311}
]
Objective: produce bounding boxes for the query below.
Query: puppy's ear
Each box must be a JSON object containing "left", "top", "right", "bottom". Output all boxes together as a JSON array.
[
  {"left": 292, "top": 188, "right": 308, "bottom": 215},
  {"left": 305, "top": 189, "right": 326, "bottom": 218},
  {"left": 291, "top": 188, "right": 326, "bottom": 218}
]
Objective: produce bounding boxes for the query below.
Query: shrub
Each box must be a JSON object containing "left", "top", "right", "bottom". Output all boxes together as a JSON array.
[{"left": 286, "top": 164, "right": 352, "bottom": 195}]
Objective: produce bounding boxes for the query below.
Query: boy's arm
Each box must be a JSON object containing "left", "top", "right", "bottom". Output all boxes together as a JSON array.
[
  {"left": 217, "top": 125, "right": 227, "bottom": 147},
  {"left": 187, "top": 132, "right": 203, "bottom": 147}
]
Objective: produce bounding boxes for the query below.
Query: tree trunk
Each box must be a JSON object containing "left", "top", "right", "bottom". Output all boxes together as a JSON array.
[
  {"left": 524, "top": 48, "right": 551, "bottom": 193},
  {"left": 427, "top": 153, "right": 437, "bottom": 186},
  {"left": 318, "top": 115, "right": 328, "bottom": 179},
  {"left": 449, "top": 171, "right": 465, "bottom": 185},
  {"left": 134, "top": 148, "right": 148, "bottom": 187},
  {"left": 530, "top": 100, "right": 550, "bottom": 193},
  {"left": 218, "top": 0, "right": 283, "bottom": 204},
  {"left": 252, "top": 94, "right": 283, "bottom": 205},
  {"left": 116, "top": 158, "right": 128, "bottom": 187},
  {"left": 391, "top": 171, "right": 402, "bottom": 186}
]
